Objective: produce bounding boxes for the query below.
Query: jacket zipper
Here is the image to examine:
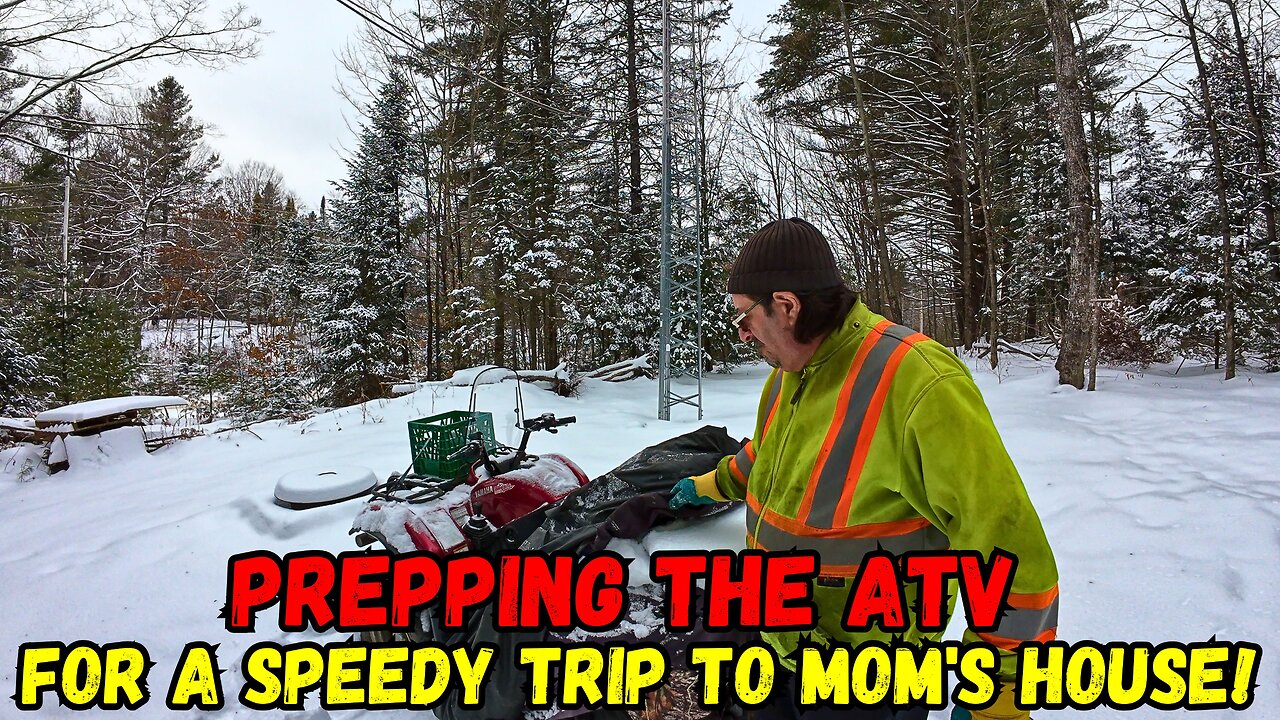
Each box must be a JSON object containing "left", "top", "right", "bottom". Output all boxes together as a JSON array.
[{"left": 790, "top": 367, "right": 810, "bottom": 406}]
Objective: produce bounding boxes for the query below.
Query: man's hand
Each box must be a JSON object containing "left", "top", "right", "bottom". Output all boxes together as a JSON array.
[
  {"left": 951, "top": 683, "right": 1028, "bottom": 720},
  {"left": 668, "top": 477, "right": 716, "bottom": 509}
]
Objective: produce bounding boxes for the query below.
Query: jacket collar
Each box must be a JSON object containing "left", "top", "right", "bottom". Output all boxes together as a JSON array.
[{"left": 804, "top": 300, "right": 874, "bottom": 371}]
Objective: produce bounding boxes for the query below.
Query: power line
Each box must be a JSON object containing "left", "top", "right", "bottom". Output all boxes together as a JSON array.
[
  {"left": 0, "top": 205, "right": 63, "bottom": 212},
  {"left": 0, "top": 182, "right": 67, "bottom": 191}
]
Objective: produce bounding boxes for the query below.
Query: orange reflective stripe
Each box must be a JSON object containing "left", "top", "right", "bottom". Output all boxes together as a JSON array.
[
  {"left": 746, "top": 495, "right": 932, "bottom": 539},
  {"left": 749, "top": 533, "right": 867, "bottom": 578},
  {"left": 728, "top": 454, "right": 747, "bottom": 484},
  {"left": 743, "top": 440, "right": 756, "bottom": 462},
  {"left": 746, "top": 509, "right": 947, "bottom": 576},
  {"left": 977, "top": 628, "right": 1058, "bottom": 650},
  {"left": 805, "top": 323, "right": 915, "bottom": 528},
  {"left": 830, "top": 329, "right": 927, "bottom": 524},
  {"left": 1009, "top": 585, "right": 1059, "bottom": 610},
  {"left": 796, "top": 320, "right": 891, "bottom": 522}
]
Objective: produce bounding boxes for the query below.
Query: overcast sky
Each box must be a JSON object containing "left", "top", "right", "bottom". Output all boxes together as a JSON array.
[{"left": 145, "top": 0, "right": 782, "bottom": 208}]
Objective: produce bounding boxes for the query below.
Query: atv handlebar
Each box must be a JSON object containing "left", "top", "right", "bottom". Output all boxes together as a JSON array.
[
  {"left": 520, "top": 413, "right": 576, "bottom": 433},
  {"left": 446, "top": 415, "right": 576, "bottom": 470}
]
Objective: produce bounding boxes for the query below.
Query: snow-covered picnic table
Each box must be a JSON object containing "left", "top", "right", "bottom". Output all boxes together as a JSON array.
[
  {"left": 34, "top": 395, "right": 189, "bottom": 425},
  {"left": 32, "top": 396, "right": 189, "bottom": 471},
  {"left": 33, "top": 392, "right": 186, "bottom": 448}
]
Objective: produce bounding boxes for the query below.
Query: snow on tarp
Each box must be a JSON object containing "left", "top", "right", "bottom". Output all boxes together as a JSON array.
[{"left": 35, "top": 395, "right": 188, "bottom": 423}]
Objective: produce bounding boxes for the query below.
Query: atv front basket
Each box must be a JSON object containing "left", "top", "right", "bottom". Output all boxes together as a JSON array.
[{"left": 407, "top": 410, "right": 496, "bottom": 479}]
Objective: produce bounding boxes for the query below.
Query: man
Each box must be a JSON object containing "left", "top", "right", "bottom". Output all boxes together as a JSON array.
[{"left": 669, "top": 218, "right": 1058, "bottom": 720}]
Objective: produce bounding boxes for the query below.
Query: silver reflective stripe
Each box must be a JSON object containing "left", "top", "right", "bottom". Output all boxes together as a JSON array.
[
  {"left": 807, "top": 325, "right": 915, "bottom": 529},
  {"left": 746, "top": 508, "right": 948, "bottom": 568},
  {"left": 737, "top": 372, "right": 782, "bottom": 484},
  {"left": 995, "top": 597, "right": 1060, "bottom": 641},
  {"left": 734, "top": 444, "right": 754, "bottom": 479},
  {"left": 762, "top": 371, "right": 782, "bottom": 424}
]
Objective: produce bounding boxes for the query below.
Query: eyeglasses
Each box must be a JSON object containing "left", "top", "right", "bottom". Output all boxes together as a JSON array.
[{"left": 731, "top": 298, "right": 766, "bottom": 331}]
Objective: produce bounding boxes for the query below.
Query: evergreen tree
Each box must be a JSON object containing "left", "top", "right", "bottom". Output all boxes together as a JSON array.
[
  {"left": 561, "top": 214, "right": 657, "bottom": 365},
  {"left": 26, "top": 291, "right": 141, "bottom": 403},
  {"left": 275, "top": 212, "right": 322, "bottom": 325},
  {"left": 701, "top": 181, "right": 765, "bottom": 367},
  {"left": 1161, "top": 35, "right": 1280, "bottom": 363},
  {"left": 242, "top": 180, "right": 286, "bottom": 322},
  {"left": 0, "top": 318, "right": 46, "bottom": 416},
  {"left": 1106, "top": 100, "right": 1189, "bottom": 306},
  {"left": 130, "top": 77, "right": 217, "bottom": 194},
  {"left": 117, "top": 76, "right": 219, "bottom": 308},
  {"left": 50, "top": 85, "right": 89, "bottom": 164},
  {"left": 1005, "top": 88, "right": 1069, "bottom": 339},
  {"left": 0, "top": 254, "right": 50, "bottom": 416},
  {"left": 225, "top": 328, "right": 317, "bottom": 422},
  {"left": 315, "top": 73, "right": 415, "bottom": 404}
]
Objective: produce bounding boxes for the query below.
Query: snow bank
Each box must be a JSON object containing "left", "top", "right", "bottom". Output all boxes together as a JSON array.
[
  {"left": 447, "top": 365, "right": 516, "bottom": 386},
  {"left": 62, "top": 426, "right": 150, "bottom": 469},
  {"left": 0, "top": 443, "right": 45, "bottom": 482}
]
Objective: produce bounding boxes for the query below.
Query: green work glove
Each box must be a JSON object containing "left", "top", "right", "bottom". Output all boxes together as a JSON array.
[{"left": 669, "top": 477, "right": 716, "bottom": 510}]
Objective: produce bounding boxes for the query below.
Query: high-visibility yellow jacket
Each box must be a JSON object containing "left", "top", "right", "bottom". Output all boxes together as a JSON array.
[{"left": 693, "top": 301, "right": 1059, "bottom": 677}]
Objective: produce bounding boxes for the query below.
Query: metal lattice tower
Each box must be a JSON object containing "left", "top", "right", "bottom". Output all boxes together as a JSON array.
[{"left": 657, "top": 0, "right": 708, "bottom": 421}]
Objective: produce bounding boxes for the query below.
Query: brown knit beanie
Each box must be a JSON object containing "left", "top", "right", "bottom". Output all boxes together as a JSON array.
[{"left": 727, "top": 218, "right": 843, "bottom": 296}]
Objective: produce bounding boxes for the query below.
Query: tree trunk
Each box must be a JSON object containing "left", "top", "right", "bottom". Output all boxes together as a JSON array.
[
  {"left": 491, "top": 4, "right": 509, "bottom": 367},
  {"left": 958, "top": 1, "right": 999, "bottom": 366},
  {"left": 837, "top": 0, "right": 901, "bottom": 319},
  {"left": 1181, "top": 0, "right": 1236, "bottom": 380},
  {"left": 625, "top": 0, "right": 643, "bottom": 218},
  {"left": 1224, "top": 0, "right": 1277, "bottom": 257},
  {"left": 1042, "top": 0, "right": 1096, "bottom": 388}
]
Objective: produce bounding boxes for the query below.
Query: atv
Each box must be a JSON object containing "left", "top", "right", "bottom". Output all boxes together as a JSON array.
[{"left": 349, "top": 368, "right": 588, "bottom": 641}]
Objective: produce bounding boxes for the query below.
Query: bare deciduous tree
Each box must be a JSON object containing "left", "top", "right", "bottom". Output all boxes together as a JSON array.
[{"left": 0, "top": 0, "right": 260, "bottom": 137}]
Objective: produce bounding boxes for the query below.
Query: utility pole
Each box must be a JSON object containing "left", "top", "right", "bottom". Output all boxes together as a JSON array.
[
  {"left": 61, "top": 175, "right": 70, "bottom": 310},
  {"left": 59, "top": 174, "right": 71, "bottom": 402},
  {"left": 657, "top": 0, "right": 707, "bottom": 421}
]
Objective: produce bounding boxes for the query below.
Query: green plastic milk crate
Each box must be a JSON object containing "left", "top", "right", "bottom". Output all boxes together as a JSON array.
[{"left": 407, "top": 410, "right": 496, "bottom": 479}]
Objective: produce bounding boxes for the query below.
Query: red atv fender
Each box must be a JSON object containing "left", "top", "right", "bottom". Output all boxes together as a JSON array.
[{"left": 469, "top": 453, "right": 589, "bottom": 528}]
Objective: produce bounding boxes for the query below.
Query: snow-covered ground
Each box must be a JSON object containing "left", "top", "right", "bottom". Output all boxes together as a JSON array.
[
  {"left": 140, "top": 318, "right": 253, "bottom": 350},
  {"left": 2, "top": 354, "right": 1277, "bottom": 718}
]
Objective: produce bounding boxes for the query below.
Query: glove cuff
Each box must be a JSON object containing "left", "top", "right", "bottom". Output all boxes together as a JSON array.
[{"left": 691, "top": 469, "right": 728, "bottom": 502}]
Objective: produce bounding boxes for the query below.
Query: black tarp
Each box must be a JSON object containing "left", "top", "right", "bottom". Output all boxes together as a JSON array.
[{"left": 432, "top": 425, "right": 749, "bottom": 720}]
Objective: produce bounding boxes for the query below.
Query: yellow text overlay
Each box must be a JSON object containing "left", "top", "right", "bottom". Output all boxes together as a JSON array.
[{"left": 237, "top": 641, "right": 495, "bottom": 711}]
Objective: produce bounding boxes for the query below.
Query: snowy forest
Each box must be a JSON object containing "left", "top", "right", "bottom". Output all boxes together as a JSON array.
[{"left": 3, "top": 0, "right": 1280, "bottom": 424}]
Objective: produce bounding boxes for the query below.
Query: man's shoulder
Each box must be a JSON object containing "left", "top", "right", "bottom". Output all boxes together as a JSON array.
[
  {"left": 881, "top": 324, "right": 971, "bottom": 383},
  {"left": 831, "top": 308, "right": 970, "bottom": 386}
]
